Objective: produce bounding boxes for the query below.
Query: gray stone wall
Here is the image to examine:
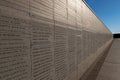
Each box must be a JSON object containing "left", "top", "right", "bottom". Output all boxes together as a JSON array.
[{"left": 0, "top": 0, "right": 113, "bottom": 80}]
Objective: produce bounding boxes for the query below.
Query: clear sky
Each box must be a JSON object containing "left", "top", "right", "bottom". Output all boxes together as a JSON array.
[{"left": 84, "top": 0, "right": 120, "bottom": 33}]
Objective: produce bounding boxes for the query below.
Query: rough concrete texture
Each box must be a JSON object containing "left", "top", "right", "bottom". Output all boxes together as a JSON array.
[
  {"left": 0, "top": 0, "right": 112, "bottom": 80},
  {"left": 96, "top": 39, "right": 120, "bottom": 80}
]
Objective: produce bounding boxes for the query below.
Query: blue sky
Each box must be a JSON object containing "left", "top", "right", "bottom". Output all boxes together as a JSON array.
[{"left": 84, "top": 0, "right": 120, "bottom": 33}]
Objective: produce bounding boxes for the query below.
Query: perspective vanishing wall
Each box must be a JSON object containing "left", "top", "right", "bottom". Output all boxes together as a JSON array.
[{"left": 0, "top": 0, "right": 113, "bottom": 80}]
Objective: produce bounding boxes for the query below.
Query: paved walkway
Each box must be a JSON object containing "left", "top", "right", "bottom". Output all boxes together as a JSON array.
[{"left": 96, "top": 39, "right": 120, "bottom": 80}]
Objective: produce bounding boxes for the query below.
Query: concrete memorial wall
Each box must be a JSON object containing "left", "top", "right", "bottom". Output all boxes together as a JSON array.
[{"left": 0, "top": 0, "right": 113, "bottom": 80}]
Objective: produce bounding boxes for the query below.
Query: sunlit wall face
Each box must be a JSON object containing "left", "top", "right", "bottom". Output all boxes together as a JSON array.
[{"left": 0, "top": 0, "right": 113, "bottom": 80}]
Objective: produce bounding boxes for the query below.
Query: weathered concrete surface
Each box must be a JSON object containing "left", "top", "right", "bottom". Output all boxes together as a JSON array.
[
  {"left": 96, "top": 39, "right": 120, "bottom": 80},
  {"left": 0, "top": 0, "right": 113, "bottom": 80}
]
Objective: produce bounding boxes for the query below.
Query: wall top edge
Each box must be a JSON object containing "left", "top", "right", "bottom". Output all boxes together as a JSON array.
[{"left": 82, "top": 0, "right": 112, "bottom": 33}]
